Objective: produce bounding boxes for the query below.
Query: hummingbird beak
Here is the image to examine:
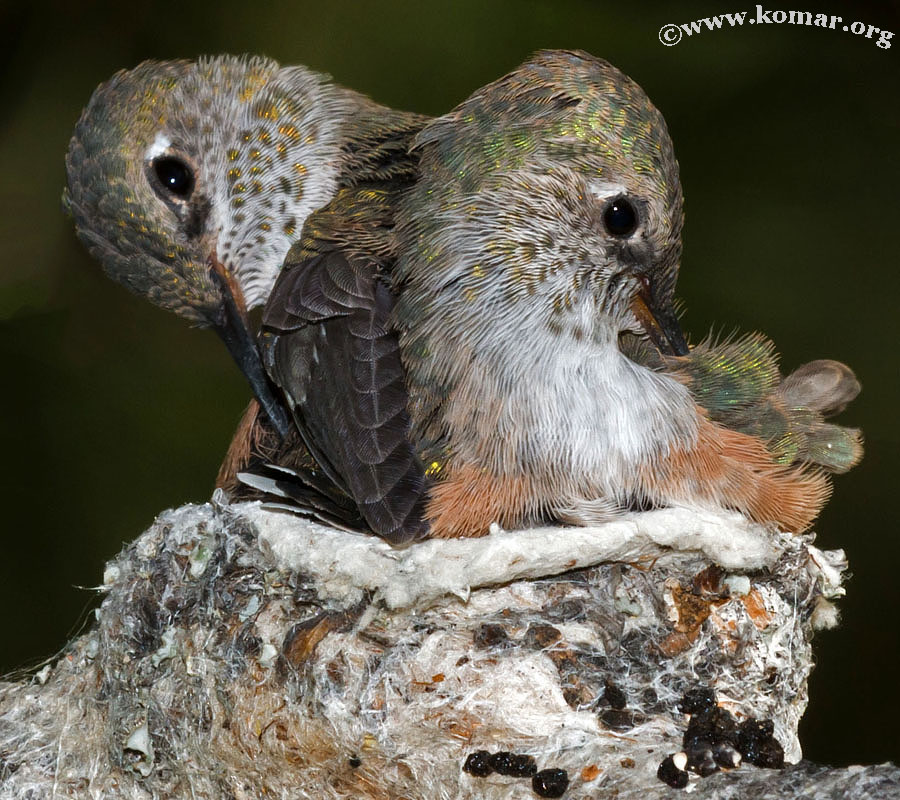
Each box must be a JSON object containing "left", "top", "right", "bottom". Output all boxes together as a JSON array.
[
  {"left": 629, "top": 276, "right": 689, "bottom": 356},
  {"left": 209, "top": 256, "right": 292, "bottom": 439}
]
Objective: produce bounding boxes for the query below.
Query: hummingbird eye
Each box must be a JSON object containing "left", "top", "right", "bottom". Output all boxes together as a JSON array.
[
  {"left": 150, "top": 156, "right": 195, "bottom": 200},
  {"left": 603, "top": 198, "right": 638, "bottom": 237}
]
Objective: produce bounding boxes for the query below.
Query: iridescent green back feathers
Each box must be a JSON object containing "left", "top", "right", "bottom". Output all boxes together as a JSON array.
[{"left": 672, "top": 334, "right": 863, "bottom": 473}]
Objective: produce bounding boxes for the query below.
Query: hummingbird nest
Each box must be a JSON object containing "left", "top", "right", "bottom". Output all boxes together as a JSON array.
[{"left": 1, "top": 498, "right": 896, "bottom": 799}]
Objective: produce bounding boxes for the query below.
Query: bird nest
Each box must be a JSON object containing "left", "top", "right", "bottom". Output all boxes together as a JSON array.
[{"left": 0, "top": 498, "right": 849, "bottom": 798}]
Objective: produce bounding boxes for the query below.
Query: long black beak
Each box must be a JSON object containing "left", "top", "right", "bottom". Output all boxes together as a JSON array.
[
  {"left": 630, "top": 277, "right": 689, "bottom": 356},
  {"left": 209, "top": 258, "right": 292, "bottom": 439}
]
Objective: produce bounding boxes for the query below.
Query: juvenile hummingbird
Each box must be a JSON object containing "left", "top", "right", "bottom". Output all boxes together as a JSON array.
[
  {"left": 64, "top": 56, "right": 426, "bottom": 436},
  {"left": 237, "top": 49, "right": 862, "bottom": 544}
]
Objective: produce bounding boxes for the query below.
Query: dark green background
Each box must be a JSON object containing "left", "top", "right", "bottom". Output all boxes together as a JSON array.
[{"left": 1, "top": 0, "right": 897, "bottom": 766}]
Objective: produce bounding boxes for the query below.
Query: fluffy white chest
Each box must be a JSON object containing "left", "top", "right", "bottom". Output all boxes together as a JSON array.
[
  {"left": 522, "top": 342, "right": 698, "bottom": 489},
  {"left": 452, "top": 331, "right": 699, "bottom": 501}
]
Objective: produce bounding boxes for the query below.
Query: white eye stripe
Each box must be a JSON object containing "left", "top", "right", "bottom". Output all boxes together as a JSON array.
[
  {"left": 588, "top": 182, "right": 628, "bottom": 203},
  {"left": 145, "top": 132, "right": 173, "bottom": 161}
]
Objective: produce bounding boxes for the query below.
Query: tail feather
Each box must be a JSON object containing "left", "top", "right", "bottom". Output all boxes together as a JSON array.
[
  {"left": 669, "top": 333, "right": 863, "bottom": 475},
  {"left": 778, "top": 359, "right": 861, "bottom": 417}
]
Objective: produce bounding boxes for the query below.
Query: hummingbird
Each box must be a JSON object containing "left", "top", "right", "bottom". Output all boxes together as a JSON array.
[
  {"left": 231, "top": 49, "right": 862, "bottom": 545},
  {"left": 64, "top": 55, "right": 426, "bottom": 436}
]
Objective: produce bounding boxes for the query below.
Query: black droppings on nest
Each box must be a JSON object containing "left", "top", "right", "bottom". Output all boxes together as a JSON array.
[
  {"left": 738, "top": 718, "right": 785, "bottom": 768},
  {"left": 713, "top": 741, "right": 742, "bottom": 768},
  {"left": 489, "top": 751, "right": 538, "bottom": 777},
  {"left": 678, "top": 686, "right": 717, "bottom": 716},
  {"left": 657, "top": 754, "right": 689, "bottom": 789},
  {"left": 659, "top": 687, "right": 786, "bottom": 788},
  {"left": 683, "top": 706, "right": 739, "bottom": 755},
  {"left": 532, "top": 767, "right": 569, "bottom": 797},
  {"left": 592, "top": 680, "right": 640, "bottom": 729},
  {"left": 689, "top": 747, "right": 719, "bottom": 777},
  {"left": 462, "top": 749, "right": 494, "bottom": 777},
  {"left": 462, "top": 749, "right": 537, "bottom": 778}
]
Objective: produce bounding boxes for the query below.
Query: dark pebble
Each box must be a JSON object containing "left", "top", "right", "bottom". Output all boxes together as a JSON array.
[{"left": 532, "top": 768, "right": 569, "bottom": 797}]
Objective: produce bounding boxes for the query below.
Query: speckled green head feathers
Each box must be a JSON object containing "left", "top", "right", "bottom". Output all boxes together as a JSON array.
[
  {"left": 64, "top": 56, "right": 363, "bottom": 326},
  {"left": 415, "top": 49, "right": 680, "bottom": 208},
  {"left": 395, "top": 49, "right": 683, "bottom": 317}
]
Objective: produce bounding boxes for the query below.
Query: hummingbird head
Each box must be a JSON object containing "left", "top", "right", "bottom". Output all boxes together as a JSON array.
[
  {"left": 396, "top": 49, "right": 687, "bottom": 356},
  {"left": 64, "top": 55, "right": 353, "bottom": 325},
  {"left": 64, "top": 56, "right": 359, "bottom": 435}
]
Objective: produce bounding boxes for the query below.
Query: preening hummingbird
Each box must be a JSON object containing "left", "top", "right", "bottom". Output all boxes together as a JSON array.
[
  {"left": 64, "top": 56, "right": 425, "bottom": 437},
  {"left": 232, "top": 49, "right": 862, "bottom": 544}
]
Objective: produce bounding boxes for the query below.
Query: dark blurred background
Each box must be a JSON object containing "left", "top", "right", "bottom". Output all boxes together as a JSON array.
[{"left": 0, "top": 0, "right": 897, "bottom": 766}]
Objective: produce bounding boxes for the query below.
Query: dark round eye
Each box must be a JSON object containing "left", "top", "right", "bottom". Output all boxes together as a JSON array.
[
  {"left": 151, "top": 156, "right": 194, "bottom": 199},
  {"left": 603, "top": 198, "right": 638, "bottom": 237}
]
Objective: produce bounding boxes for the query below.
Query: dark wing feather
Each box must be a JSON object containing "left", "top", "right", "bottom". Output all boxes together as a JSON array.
[
  {"left": 261, "top": 249, "right": 428, "bottom": 546},
  {"left": 237, "top": 463, "right": 367, "bottom": 532}
]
